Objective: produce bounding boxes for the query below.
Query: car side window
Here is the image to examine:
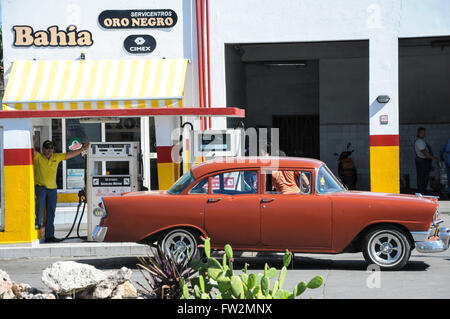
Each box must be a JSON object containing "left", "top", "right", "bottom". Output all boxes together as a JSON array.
[
  {"left": 264, "top": 169, "right": 312, "bottom": 195},
  {"left": 316, "top": 165, "right": 344, "bottom": 194},
  {"left": 189, "top": 178, "right": 209, "bottom": 194},
  {"left": 211, "top": 170, "right": 258, "bottom": 195}
]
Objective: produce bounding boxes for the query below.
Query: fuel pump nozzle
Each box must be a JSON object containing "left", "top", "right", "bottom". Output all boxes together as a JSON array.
[
  {"left": 52, "top": 187, "right": 87, "bottom": 242},
  {"left": 53, "top": 148, "right": 88, "bottom": 242}
]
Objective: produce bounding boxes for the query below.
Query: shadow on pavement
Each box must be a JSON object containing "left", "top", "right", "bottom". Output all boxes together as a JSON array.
[
  {"left": 232, "top": 256, "right": 429, "bottom": 272},
  {"left": 74, "top": 257, "right": 142, "bottom": 270},
  {"left": 73, "top": 253, "right": 430, "bottom": 272}
]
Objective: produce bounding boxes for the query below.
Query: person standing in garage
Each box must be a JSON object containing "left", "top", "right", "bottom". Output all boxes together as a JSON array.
[
  {"left": 415, "top": 127, "right": 439, "bottom": 194},
  {"left": 440, "top": 138, "right": 450, "bottom": 193}
]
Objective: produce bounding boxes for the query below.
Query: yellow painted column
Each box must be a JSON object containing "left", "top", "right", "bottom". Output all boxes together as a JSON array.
[
  {"left": 0, "top": 148, "right": 38, "bottom": 244},
  {"left": 370, "top": 135, "right": 400, "bottom": 194}
]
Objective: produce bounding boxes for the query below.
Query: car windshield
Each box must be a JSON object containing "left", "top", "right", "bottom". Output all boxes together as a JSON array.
[
  {"left": 168, "top": 171, "right": 196, "bottom": 195},
  {"left": 316, "top": 165, "right": 345, "bottom": 194}
]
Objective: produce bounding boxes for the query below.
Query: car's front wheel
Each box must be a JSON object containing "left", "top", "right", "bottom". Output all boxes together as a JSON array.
[
  {"left": 362, "top": 226, "right": 411, "bottom": 271},
  {"left": 158, "top": 228, "right": 201, "bottom": 263}
]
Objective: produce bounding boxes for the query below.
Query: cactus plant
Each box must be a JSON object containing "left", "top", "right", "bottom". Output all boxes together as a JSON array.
[
  {"left": 180, "top": 237, "right": 324, "bottom": 299},
  {"left": 137, "top": 245, "right": 196, "bottom": 299}
]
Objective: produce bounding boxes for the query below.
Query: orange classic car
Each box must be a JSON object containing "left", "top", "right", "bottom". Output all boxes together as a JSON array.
[{"left": 93, "top": 157, "right": 449, "bottom": 270}]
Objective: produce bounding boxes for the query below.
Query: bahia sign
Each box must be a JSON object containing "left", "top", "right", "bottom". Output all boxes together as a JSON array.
[{"left": 13, "top": 25, "right": 94, "bottom": 47}]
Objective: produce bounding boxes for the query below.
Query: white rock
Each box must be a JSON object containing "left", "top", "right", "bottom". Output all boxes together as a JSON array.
[
  {"left": 0, "top": 269, "right": 11, "bottom": 284},
  {"left": 111, "top": 281, "right": 138, "bottom": 299},
  {"left": 20, "top": 292, "right": 56, "bottom": 299},
  {"left": 91, "top": 267, "right": 133, "bottom": 299},
  {"left": 0, "top": 269, "right": 14, "bottom": 299},
  {"left": 42, "top": 261, "right": 107, "bottom": 295}
]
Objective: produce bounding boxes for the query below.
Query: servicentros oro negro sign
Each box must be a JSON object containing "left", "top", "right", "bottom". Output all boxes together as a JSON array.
[{"left": 98, "top": 9, "right": 178, "bottom": 29}]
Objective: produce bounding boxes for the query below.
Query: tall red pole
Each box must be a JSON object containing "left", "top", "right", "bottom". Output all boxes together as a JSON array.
[
  {"left": 195, "top": 0, "right": 204, "bottom": 130},
  {"left": 200, "top": 0, "right": 208, "bottom": 130},
  {"left": 206, "top": 0, "right": 212, "bottom": 129}
]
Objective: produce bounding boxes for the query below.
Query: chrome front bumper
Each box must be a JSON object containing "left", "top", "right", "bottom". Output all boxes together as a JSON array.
[
  {"left": 92, "top": 226, "right": 108, "bottom": 242},
  {"left": 411, "top": 227, "right": 450, "bottom": 253}
]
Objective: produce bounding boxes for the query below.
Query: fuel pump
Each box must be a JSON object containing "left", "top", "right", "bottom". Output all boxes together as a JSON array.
[{"left": 86, "top": 142, "right": 141, "bottom": 241}]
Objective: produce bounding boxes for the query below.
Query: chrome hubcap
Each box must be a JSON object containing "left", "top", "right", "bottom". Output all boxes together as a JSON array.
[
  {"left": 164, "top": 232, "right": 196, "bottom": 262},
  {"left": 369, "top": 232, "right": 403, "bottom": 266}
]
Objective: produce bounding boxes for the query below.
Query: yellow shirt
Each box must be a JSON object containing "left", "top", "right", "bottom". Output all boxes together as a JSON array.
[{"left": 34, "top": 152, "right": 66, "bottom": 189}]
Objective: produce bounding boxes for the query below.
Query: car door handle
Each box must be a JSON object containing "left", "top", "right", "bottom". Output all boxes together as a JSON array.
[
  {"left": 207, "top": 198, "right": 222, "bottom": 203},
  {"left": 261, "top": 198, "right": 275, "bottom": 203}
]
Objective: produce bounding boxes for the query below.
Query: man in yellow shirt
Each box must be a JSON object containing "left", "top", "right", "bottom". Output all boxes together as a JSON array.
[{"left": 34, "top": 139, "right": 90, "bottom": 242}]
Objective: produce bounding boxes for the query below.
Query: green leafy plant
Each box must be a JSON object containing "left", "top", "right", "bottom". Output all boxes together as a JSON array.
[
  {"left": 181, "top": 237, "right": 324, "bottom": 299},
  {"left": 137, "top": 245, "right": 196, "bottom": 299}
]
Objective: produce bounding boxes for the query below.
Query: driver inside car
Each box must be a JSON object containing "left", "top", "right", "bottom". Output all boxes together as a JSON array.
[{"left": 272, "top": 170, "right": 300, "bottom": 194}]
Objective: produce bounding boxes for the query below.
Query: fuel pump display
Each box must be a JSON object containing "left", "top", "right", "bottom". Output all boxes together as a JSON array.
[
  {"left": 86, "top": 142, "right": 141, "bottom": 241},
  {"left": 192, "top": 129, "right": 244, "bottom": 160}
]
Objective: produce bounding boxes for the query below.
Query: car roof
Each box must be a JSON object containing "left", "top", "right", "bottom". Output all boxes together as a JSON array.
[{"left": 191, "top": 156, "right": 324, "bottom": 179}]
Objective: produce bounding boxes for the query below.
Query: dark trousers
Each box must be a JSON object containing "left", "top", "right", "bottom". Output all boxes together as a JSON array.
[
  {"left": 415, "top": 157, "right": 432, "bottom": 194},
  {"left": 446, "top": 163, "right": 450, "bottom": 192},
  {"left": 35, "top": 185, "right": 58, "bottom": 239}
]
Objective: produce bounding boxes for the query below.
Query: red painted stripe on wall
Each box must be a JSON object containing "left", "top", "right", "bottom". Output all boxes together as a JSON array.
[
  {"left": 370, "top": 135, "right": 399, "bottom": 147},
  {"left": 0, "top": 108, "right": 246, "bottom": 119},
  {"left": 4, "top": 148, "right": 33, "bottom": 166},
  {"left": 156, "top": 146, "right": 174, "bottom": 164}
]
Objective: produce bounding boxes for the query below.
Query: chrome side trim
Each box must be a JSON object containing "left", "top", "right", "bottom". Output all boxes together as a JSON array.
[{"left": 415, "top": 193, "right": 440, "bottom": 199}]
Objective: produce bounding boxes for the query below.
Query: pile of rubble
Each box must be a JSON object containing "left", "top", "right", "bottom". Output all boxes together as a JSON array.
[{"left": 0, "top": 261, "right": 146, "bottom": 299}]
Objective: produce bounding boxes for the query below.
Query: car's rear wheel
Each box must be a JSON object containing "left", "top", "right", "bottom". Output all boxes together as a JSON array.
[
  {"left": 362, "top": 226, "right": 411, "bottom": 271},
  {"left": 158, "top": 228, "right": 201, "bottom": 263}
]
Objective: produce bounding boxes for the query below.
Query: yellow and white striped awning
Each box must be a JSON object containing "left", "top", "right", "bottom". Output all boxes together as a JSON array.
[{"left": 2, "top": 59, "right": 188, "bottom": 110}]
